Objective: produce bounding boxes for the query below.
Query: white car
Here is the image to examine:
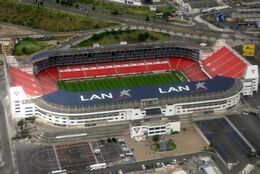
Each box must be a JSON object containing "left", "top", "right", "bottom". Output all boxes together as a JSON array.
[
  {"left": 118, "top": 170, "right": 123, "bottom": 174},
  {"left": 141, "top": 164, "right": 146, "bottom": 170}
]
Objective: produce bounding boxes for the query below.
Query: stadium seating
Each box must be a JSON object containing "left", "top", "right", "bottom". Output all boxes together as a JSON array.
[
  {"left": 29, "top": 56, "right": 210, "bottom": 97},
  {"left": 116, "top": 65, "right": 148, "bottom": 74},
  {"left": 85, "top": 68, "right": 116, "bottom": 77},
  {"left": 182, "top": 62, "right": 209, "bottom": 81},
  {"left": 203, "top": 47, "right": 247, "bottom": 78},
  {"left": 9, "top": 66, "right": 43, "bottom": 96},
  {"left": 168, "top": 57, "right": 194, "bottom": 70},
  {"left": 60, "top": 71, "right": 85, "bottom": 79}
]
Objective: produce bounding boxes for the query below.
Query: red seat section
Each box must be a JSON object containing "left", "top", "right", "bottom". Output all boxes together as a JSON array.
[
  {"left": 85, "top": 68, "right": 116, "bottom": 77},
  {"left": 36, "top": 67, "right": 59, "bottom": 95},
  {"left": 182, "top": 62, "right": 209, "bottom": 81},
  {"left": 9, "top": 66, "right": 43, "bottom": 96},
  {"left": 168, "top": 57, "right": 194, "bottom": 70},
  {"left": 147, "top": 63, "right": 170, "bottom": 71},
  {"left": 203, "top": 47, "right": 247, "bottom": 78},
  {"left": 60, "top": 71, "right": 85, "bottom": 79},
  {"left": 116, "top": 65, "right": 148, "bottom": 74}
]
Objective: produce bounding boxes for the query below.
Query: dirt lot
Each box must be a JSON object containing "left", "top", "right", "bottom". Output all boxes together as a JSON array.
[
  {"left": 124, "top": 126, "right": 207, "bottom": 161},
  {"left": 0, "top": 24, "right": 36, "bottom": 37}
]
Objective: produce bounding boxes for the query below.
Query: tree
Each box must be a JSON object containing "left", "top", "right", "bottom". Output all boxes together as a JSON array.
[
  {"left": 145, "top": 16, "right": 150, "bottom": 22},
  {"left": 92, "top": 6, "right": 96, "bottom": 11},
  {"left": 56, "top": 0, "right": 60, "bottom": 3},
  {"left": 111, "top": 10, "right": 119, "bottom": 16},
  {"left": 17, "top": 119, "right": 25, "bottom": 128},
  {"left": 152, "top": 135, "right": 160, "bottom": 143}
]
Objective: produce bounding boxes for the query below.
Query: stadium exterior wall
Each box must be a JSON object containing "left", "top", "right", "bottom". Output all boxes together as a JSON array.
[{"left": 10, "top": 86, "right": 242, "bottom": 127}]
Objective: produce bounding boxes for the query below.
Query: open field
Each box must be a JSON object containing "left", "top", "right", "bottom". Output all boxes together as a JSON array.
[
  {"left": 76, "top": 0, "right": 173, "bottom": 17},
  {"left": 13, "top": 38, "right": 51, "bottom": 56},
  {"left": 74, "top": 29, "right": 170, "bottom": 47},
  {"left": 13, "top": 36, "right": 71, "bottom": 56},
  {"left": 0, "top": 0, "right": 117, "bottom": 32},
  {"left": 57, "top": 71, "right": 185, "bottom": 92}
]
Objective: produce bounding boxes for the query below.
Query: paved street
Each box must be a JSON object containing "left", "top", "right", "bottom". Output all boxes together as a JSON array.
[{"left": 0, "top": 100, "right": 15, "bottom": 174}]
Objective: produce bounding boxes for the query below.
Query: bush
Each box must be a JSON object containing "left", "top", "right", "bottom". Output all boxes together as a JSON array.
[
  {"left": 152, "top": 135, "right": 160, "bottom": 143},
  {"left": 111, "top": 10, "right": 119, "bottom": 16},
  {"left": 150, "top": 143, "right": 160, "bottom": 151},
  {"left": 167, "top": 139, "right": 176, "bottom": 151},
  {"left": 138, "top": 32, "right": 149, "bottom": 42}
]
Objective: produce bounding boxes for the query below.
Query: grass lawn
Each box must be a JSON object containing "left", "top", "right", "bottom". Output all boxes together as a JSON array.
[
  {"left": 74, "top": 29, "right": 170, "bottom": 47},
  {"left": 0, "top": 0, "right": 117, "bottom": 32},
  {"left": 150, "top": 143, "right": 160, "bottom": 151},
  {"left": 13, "top": 38, "right": 51, "bottom": 56},
  {"left": 78, "top": 0, "right": 173, "bottom": 17},
  {"left": 167, "top": 139, "right": 176, "bottom": 151},
  {"left": 57, "top": 71, "right": 185, "bottom": 92}
]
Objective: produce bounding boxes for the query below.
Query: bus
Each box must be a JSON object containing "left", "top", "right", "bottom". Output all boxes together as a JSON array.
[
  {"left": 89, "top": 163, "right": 107, "bottom": 171},
  {"left": 50, "top": 169, "right": 67, "bottom": 174}
]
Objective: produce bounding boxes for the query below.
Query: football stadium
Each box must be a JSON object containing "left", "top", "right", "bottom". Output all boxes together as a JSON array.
[{"left": 5, "top": 40, "right": 259, "bottom": 130}]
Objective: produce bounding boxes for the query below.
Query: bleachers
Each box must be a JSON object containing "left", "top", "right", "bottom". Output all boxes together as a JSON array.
[
  {"left": 14, "top": 56, "right": 211, "bottom": 97},
  {"left": 60, "top": 71, "right": 85, "bottom": 79},
  {"left": 182, "top": 62, "right": 209, "bottom": 81},
  {"left": 9, "top": 66, "right": 43, "bottom": 96},
  {"left": 168, "top": 57, "right": 194, "bottom": 70},
  {"left": 203, "top": 47, "right": 247, "bottom": 78},
  {"left": 85, "top": 68, "right": 116, "bottom": 77},
  {"left": 116, "top": 65, "right": 148, "bottom": 74}
]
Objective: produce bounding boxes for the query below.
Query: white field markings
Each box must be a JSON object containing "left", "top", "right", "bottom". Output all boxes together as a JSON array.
[
  {"left": 52, "top": 143, "right": 98, "bottom": 168},
  {"left": 30, "top": 147, "right": 60, "bottom": 170},
  {"left": 53, "top": 145, "right": 62, "bottom": 171},
  {"left": 89, "top": 142, "right": 99, "bottom": 164}
]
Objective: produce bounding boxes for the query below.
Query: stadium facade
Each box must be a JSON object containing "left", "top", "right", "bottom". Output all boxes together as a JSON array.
[{"left": 6, "top": 41, "right": 259, "bottom": 128}]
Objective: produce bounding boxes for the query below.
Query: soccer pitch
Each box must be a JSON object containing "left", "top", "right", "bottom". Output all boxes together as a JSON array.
[{"left": 56, "top": 71, "right": 187, "bottom": 92}]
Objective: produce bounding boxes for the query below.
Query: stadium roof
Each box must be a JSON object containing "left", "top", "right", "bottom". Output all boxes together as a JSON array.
[
  {"left": 41, "top": 76, "right": 236, "bottom": 106},
  {"left": 31, "top": 41, "right": 200, "bottom": 62}
]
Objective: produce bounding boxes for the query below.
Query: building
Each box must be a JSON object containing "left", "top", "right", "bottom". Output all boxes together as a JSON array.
[
  {"left": 5, "top": 42, "right": 258, "bottom": 128},
  {"left": 0, "top": 38, "right": 12, "bottom": 56},
  {"left": 109, "top": 0, "right": 141, "bottom": 6},
  {"left": 130, "top": 119, "right": 180, "bottom": 141}
]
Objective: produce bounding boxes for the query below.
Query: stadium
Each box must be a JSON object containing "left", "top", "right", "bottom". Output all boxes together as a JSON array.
[{"left": 5, "top": 40, "right": 259, "bottom": 129}]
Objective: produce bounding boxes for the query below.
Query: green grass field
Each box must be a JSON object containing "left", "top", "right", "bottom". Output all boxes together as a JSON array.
[
  {"left": 56, "top": 71, "right": 187, "bottom": 92},
  {"left": 0, "top": 0, "right": 116, "bottom": 32},
  {"left": 74, "top": 29, "right": 170, "bottom": 48},
  {"left": 13, "top": 38, "right": 51, "bottom": 56}
]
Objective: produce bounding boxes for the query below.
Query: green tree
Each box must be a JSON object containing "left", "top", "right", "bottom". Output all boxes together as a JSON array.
[
  {"left": 152, "top": 135, "right": 160, "bottom": 143},
  {"left": 111, "top": 10, "right": 119, "bottom": 16},
  {"left": 145, "top": 16, "right": 150, "bottom": 22}
]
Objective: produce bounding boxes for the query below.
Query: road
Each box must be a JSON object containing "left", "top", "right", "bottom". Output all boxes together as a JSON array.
[
  {"left": 0, "top": 100, "right": 15, "bottom": 174},
  {"left": 20, "top": 0, "right": 260, "bottom": 42},
  {"left": 90, "top": 151, "right": 232, "bottom": 174}
]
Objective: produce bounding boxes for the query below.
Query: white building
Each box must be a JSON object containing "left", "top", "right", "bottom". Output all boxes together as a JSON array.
[
  {"left": 109, "top": 0, "right": 141, "bottom": 6},
  {"left": 9, "top": 76, "right": 243, "bottom": 128},
  {"left": 130, "top": 120, "right": 180, "bottom": 141}
]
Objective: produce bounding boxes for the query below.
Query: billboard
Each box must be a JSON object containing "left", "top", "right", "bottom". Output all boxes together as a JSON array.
[{"left": 242, "top": 44, "right": 255, "bottom": 57}]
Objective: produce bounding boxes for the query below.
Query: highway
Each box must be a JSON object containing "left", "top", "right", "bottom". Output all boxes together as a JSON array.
[
  {"left": 19, "top": 0, "right": 259, "bottom": 42},
  {"left": 0, "top": 100, "right": 15, "bottom": 174}
]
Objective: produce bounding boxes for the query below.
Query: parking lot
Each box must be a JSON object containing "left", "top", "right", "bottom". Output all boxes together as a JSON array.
[
  {"left": 21, "top": 137, "right": 135, "bottom": 173},
  {"left": 92, "top": 137, "right": 134, "bottom": 165}
]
